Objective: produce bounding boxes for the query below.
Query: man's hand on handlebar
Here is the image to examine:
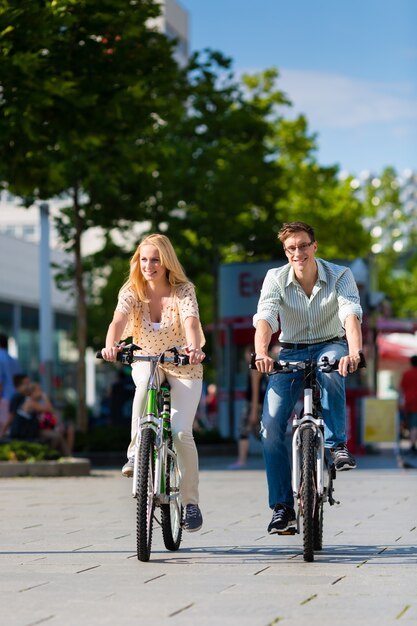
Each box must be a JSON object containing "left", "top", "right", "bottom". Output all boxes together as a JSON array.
[
  {"left": 253, "top": 354, "right": 276, "bottom": 374},
  {"left": 101, "top": 342, "right": 125, "bottom": 362},
  {"left": 338, "top": 352, "right": 362, "bottom": 377}
]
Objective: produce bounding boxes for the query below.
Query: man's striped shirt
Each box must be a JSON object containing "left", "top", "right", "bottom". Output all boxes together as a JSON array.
[{"left": 253, "top": 258, "right": 363, "bottom": 343}]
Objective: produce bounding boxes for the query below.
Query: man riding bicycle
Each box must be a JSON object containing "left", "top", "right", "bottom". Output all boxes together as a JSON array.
[{"left": 253, "top": 222, "right": 363, "bottom": 535}]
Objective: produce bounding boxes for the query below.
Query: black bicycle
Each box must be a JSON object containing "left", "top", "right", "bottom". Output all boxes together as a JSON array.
[{"left": 252, "top": 352, "right": 366, "bottom": 562}]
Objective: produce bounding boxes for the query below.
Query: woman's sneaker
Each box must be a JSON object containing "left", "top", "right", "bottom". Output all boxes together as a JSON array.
[
  {"left": 268, "top": 503, "right": 296, "bottom": 534},
  {"left": 183, "top": 504, "right": 203, "bottom": 532},
  {"left": 330, "top": 443, "right": 356, "bottom": 471},
  {"left": 121, "top": 457, "right": 135, "bottom": 477}
]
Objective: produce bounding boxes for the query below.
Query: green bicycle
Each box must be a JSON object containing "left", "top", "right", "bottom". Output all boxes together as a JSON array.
[{"left": 97, "top": 343, "right": 198, "bottom": 562}]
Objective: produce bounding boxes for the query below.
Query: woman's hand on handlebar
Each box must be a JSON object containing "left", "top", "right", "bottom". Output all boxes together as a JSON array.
[
  {"left": 101, "top": 342, "right": 125, "bottom": 362},
  {"left": 185, "top": 345, "right": 206, "bottom": 365},
  {"left": 253, "top": 354, "right": 275, "bottom": 373}
]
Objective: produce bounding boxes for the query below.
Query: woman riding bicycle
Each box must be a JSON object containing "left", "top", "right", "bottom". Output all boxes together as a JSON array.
[{"left": 101, "top": 233, "right": 206, "bottom": 532}]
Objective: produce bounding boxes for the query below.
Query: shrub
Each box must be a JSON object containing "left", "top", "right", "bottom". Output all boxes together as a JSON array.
[{"left": 0, "top": 441, "right": 60, "bottom": 462}]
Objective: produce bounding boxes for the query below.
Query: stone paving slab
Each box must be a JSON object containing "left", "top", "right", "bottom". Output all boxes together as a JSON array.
[{"left": 0, "top": 455, "right": 416, "bottom": 626}]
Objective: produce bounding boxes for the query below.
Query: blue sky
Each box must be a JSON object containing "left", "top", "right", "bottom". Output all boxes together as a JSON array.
[{"left": 179, "top": 0, "right": 417, "bottom": 175}]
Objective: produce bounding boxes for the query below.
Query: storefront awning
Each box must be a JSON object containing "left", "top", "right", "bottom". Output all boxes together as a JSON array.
[{"left": 377, "top": 333, "right": 417, "bottom": 362}]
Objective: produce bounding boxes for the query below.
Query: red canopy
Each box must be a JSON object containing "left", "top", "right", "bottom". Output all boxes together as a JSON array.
[{"left": 377, "top": 333, "right": 417, "bottom": 362}]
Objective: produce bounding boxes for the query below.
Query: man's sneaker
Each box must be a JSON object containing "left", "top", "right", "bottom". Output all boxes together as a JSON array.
[
  {"left": 121, "top": 457, "right": 135, "bottom": 477},
  {"left": 330, "top": 443, "right": 356, "bottom": 471},
  {"left": 268, "top": 503, "right": 296, "bottom": 534},
  {"left": 183, "top": 504, "right": 203, "bottom": 532}
]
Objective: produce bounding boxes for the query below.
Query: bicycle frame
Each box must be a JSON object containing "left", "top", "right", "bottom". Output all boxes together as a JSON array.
[
  {"left": 291, "top": 363, "right": 326, "bottom": 500},
  {"left": 132, "top": 359, "right": 174, "bottom": 504},
  {"left": 292, "top": 410, "right": 326, "bottom": 499}
]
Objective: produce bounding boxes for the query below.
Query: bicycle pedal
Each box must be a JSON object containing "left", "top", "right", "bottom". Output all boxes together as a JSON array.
[{"left": 277, "top": 527, "right": 297, "bottom": 535}]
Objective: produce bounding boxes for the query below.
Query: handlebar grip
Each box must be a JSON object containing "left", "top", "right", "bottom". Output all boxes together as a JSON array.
[
  {"left": 176, "top": 355, "right": 210, "bottom": 365},
  {"left": 358, "top": 351, "right": 366, "bottom": 368},
  {"left": 95, "top": 350, "right": 124, "bottom": 363},
  {"left": 249, "top": 353, "right": 283, "bottom": 371}
]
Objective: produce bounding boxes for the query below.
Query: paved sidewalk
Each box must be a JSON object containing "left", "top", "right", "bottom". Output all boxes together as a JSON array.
[{"left": 1, "top": 453, "right": 416, "bottom": 626}]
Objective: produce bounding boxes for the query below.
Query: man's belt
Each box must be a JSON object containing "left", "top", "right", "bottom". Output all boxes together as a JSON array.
[{"left": 279, "top": 336, "right": 345, "bottom": 350}]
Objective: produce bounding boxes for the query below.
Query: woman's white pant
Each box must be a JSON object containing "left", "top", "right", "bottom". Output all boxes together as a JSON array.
[{"left": 129, "top": 363, "right": 202, "bottom": 506}]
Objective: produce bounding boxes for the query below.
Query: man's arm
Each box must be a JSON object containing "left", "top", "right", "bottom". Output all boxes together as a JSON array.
[
  {"left": 338, "top": 314, "right": 362, "bottom": 377},
  {"left": 254, "top": 320, "right": 275, "bottom": 373}
]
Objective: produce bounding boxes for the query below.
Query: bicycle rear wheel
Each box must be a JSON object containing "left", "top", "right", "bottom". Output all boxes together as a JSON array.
[
  {"left": 136, "top": 428, "right": 155, "bottom": 562},
  {"left": 300, "top": 426, "right": 316, "bottom": 562},
  {"left": 161, "top": 438, "right": 183, "bottom": 551}
]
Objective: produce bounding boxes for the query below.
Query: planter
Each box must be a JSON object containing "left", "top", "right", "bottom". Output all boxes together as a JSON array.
[{"left": 0, "top": 457, "right": 91, "bottom": 478}]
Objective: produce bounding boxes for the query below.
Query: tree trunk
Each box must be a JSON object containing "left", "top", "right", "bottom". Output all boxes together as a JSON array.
[
  {"left": 212, "top": 245, "right": 230, "bottom": 434},
  {"left": 211, "top": 244, "right": 221, "bottom": 371},
  {"left": 73, "top": 191, "right": 88, "bottom": 433}
]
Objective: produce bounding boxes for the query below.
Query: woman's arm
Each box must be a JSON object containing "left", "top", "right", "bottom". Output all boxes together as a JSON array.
[
  {"left": 101, "top": 311, "right": 128, "bottom": 362},
  {"left": 184, "top": 316, "right": 205, "bottom": 364}
]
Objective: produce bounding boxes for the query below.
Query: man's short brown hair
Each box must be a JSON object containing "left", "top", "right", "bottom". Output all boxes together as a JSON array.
[{"left": 278, "top": 222, "right": 315, "bottom": 244}]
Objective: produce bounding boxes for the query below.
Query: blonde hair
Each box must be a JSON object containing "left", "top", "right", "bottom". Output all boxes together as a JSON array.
[{"left": 120, "top": 233, "right": 191, "bottom": 301}]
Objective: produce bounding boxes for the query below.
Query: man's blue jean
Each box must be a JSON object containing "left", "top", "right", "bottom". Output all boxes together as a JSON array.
[{"left": 261, "top": 340, "right": 348, "bottom": 509}]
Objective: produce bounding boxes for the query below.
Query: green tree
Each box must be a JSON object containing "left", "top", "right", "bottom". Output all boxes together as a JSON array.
[
  {"left": 154, "top": 56, "right": 371, "bottom": 318},
  {"left": 87, "top": 55, "right": 372, "bottom": 360},
  {"left": 0, "top": 0, "right": 184, "bottom": 431},
  {"left": 361, "top": 167, "right": 417, "bottom": 317}
]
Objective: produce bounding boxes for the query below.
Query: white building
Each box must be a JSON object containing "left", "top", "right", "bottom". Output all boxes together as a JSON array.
[{"left": 0, "top": 232, "right": 77, "bottom": 388}]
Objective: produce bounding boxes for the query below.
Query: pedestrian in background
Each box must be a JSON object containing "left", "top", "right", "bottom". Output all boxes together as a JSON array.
[
  {"left": 229, "top": 346, "right": 266, "bottom": 469},
  {"left": 399, "top": 355, "right": 417, "bottom": 454},
  {"left": 0, "top": 333, "right": 21, "bottom": 415}
]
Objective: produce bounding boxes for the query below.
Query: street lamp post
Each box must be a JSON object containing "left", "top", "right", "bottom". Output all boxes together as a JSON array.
[{"left": 39, "top": 202, "right": 53, "bottom": 397}]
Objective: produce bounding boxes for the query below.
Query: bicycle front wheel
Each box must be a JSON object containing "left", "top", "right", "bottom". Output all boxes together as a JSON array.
[
  {"left": 161, "top": 438, "right": 183, "bottom": 551},
  {"left": 136, "top": 428, "right": 155, "bottom": 562},
  {"left": 314, "top": 501, "right": 323, "bottom": 551},
  {"left": 300, "top": 427, "right": 316, "bottom": 562}
]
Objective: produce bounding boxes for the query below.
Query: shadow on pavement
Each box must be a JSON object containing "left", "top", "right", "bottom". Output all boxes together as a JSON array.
[{"left": 148, "top": 542, "right": 417, "bottom": 565}]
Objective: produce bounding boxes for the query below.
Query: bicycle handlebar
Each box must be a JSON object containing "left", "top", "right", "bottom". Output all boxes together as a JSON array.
[
  {"left": 250, "top": 351, "right": 366, "bottom": 373},
  {"left": 96, "top": 343, "right": 210, "bottom": 366}
]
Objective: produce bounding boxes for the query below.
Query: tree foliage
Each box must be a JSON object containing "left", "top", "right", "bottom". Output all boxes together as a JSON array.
[
  {"left": 1, "top": 1, "right": 376, "bottom": 428},
  {"left": 0, "top": 0, "right": 184, "bottom": 431},
  {"left": 360, "top": 167, "right": 417, "bottom": 317}
]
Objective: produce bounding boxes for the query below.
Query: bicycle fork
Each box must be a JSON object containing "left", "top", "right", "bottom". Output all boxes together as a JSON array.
[{"left": 292, "top": 388, "right": 325, "bottom": 498}]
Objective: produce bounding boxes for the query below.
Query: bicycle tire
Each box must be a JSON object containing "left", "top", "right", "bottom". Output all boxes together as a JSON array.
[
  {"left": 313, "top": 501, "right": 323, "bottom": 551},
  {"left": 136, "top": 428, "right": 155, "bottom": 562},
  {"left": 161, "top": 438, "right": 183, "bottom": 551},
  {"left": 300, "top": 427, "right": 316, "bottom": 562}
]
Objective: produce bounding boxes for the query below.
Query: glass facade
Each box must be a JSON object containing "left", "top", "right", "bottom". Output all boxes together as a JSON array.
[{"left": 0, "top": 303, "right": 77, "bottom": 402}]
